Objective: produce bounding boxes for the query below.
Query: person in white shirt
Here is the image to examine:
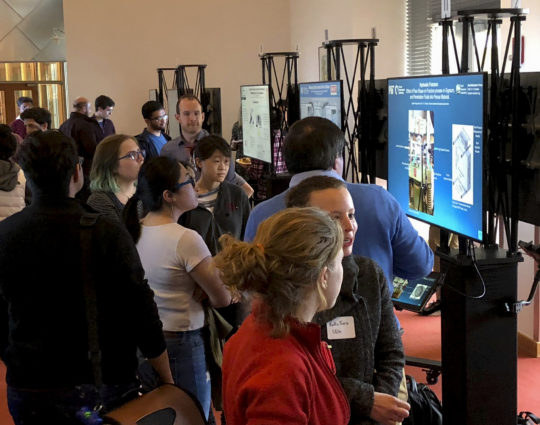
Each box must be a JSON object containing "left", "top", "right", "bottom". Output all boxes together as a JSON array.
[{"left": 123, "top": 156, "right": 231, "bottom": 420}]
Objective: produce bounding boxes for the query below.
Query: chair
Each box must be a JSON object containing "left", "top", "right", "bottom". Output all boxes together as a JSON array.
[{"left": 103, "top": 384, "right": 207, "bottom": 425}]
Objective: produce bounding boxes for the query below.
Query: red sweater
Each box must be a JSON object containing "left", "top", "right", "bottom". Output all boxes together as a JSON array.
[{"left": 222, "top": 308, "right": 350, "bottom": 425}]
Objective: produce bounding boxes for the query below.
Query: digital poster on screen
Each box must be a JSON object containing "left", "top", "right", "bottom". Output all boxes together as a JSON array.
[
  {"left": 241, "top": 85, "right": 272, "bottom": 163},
  {"left": 299, "top": 81, "right": 342, "bottom": 129},
  {"left": 387, "top": 73, "right": 485, "bottom": 241}
]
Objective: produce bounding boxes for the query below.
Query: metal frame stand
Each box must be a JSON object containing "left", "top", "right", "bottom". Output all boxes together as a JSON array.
[
  {"left": 457, "top": 8, "right": 527, "bottom": 253},
  {"left": 259, "top": 51, "right": 299, "bottom": 176},
  {"left": 437, "top": 9, "right": 528, "bottom": 425},
  {"left": 322, "top": 39, "right": 379, "bottom": 183},
  {"left": 157, "top": 65, "right": 210, "bottom": 134}
]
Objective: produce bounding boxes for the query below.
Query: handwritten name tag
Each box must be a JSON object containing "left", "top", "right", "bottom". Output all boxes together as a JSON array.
[{"left": 326, "top": 316, "right": 356, "bottom": 340}]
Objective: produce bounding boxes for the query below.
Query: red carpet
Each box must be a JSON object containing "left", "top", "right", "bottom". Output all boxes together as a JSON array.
[{"left": 397, "top": 309, "right": 540, "bottom": 413}]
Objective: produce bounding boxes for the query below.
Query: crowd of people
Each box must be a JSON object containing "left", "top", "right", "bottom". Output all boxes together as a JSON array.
[{"left": 0, "top": 94, "right": 437, "bottom": 425}]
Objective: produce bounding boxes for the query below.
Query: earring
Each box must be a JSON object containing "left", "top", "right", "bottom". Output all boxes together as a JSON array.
[{"left": 321, "top": 280, "right": 328, "bottom": 289}]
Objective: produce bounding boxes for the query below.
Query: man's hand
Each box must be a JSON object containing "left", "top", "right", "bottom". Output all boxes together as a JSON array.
[{"left": 370, "top": 392, "right": 410, "bottom": 425}]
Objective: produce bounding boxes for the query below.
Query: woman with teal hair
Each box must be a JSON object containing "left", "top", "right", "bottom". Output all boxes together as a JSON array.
[{"left": 88, "top": 134, "right": 144, "bottom": 221}]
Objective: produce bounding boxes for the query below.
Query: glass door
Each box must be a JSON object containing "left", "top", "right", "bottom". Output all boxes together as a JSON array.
[
  {"left": 0, "top": 62, "right": 66, "bottom": 128},
  {"left": 0, "top": 83, "right": 38, "bottom": 125}
]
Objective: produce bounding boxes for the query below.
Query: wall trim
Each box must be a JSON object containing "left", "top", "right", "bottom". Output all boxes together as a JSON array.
[{"left": 518, "top": 331, "right": 540, "bottom": 358}]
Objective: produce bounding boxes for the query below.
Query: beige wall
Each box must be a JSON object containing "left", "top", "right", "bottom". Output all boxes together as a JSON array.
[
  {"left": 63, "top": 0, "right": 290, "bottom": 137},
  {"left": 289, "top": 0, "right": 406, "bottom": 83},
  {"left": 64, "top": 0, "right": 406, "bottom": 135},
  {"left": 502, "top": 0, "right": 540, "bottom": 72}
]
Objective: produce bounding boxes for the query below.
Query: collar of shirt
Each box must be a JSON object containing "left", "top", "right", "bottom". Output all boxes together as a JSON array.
[{"left": 289, "top": 169, "right": 344, "bottom": 188}]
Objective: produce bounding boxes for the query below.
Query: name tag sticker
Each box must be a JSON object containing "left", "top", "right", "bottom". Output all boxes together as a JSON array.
[{"left": 326, "top": 316, "right": 356, "bottom": 340}]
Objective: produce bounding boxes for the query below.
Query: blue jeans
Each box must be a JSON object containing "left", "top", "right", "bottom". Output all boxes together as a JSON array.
[
  {"left": 165, "top": 327, "right": 211, "bottom": 420},
  {"left": 7, "top": 382, "right": 139, "bottom": 425}
]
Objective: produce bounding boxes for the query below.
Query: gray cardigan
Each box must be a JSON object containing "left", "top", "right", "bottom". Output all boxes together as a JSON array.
[
  {"left": 314, "top": 255, "right": 405, "bottom": 425},
  {"left": 87, "top": 191, "right": 124, "bottom": 222}
]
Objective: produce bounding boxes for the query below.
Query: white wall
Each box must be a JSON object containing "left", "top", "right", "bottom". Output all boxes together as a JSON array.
[
  {"left": 63, "top": 0, "right": 290, "bottom": 137},
  {"left": 289, "top": 0, "right": 406, "bottom": 84},
  {"left": 502, "top": 0, "right": 540, "bottom": 72}
]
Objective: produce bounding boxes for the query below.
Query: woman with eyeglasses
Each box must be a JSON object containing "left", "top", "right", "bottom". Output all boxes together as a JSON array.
[
  {"left": 123, "top": 156, "right": 232, "bottom": 420},
  {"left": 88, "top": 134, "right": 145, "bottom": 221}
]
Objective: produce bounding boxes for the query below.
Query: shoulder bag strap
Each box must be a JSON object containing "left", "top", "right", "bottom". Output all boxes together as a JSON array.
[{"left": 80, "top": 212, "right": 103, "bottom": 387}]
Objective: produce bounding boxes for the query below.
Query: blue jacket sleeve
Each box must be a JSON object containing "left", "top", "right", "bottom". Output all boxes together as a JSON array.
[{"left": 391, "top": 197, "right": 434, "bottom": 279}]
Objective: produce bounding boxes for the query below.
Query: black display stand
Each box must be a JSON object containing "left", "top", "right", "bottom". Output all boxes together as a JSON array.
[
  {"left": 156, "top": 64, "right": 223, "bottom": 135},
  {"left": 259, "top": 51, "right": 299, "bottom": 176},
  {"left": 321, "top": 39, "right": 379, "bottom": 183},
  {"left": 440, "top": 248, "right": 522, "bottom": 425}
]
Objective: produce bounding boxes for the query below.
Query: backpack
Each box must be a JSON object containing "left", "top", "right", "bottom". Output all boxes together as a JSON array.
[{"left": 403, "top": 375, "right": 443, "bottom": 425}]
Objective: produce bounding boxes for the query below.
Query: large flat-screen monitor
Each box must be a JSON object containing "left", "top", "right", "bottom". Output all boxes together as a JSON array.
[
  {"left": 241, "top": 85, "right": 272, "bottom": 163},
  {"left": 299, "top": 80, "right": 343, "bottom": 130},
  {"left": 387, "top": 73, "right": 486, "bottom": 242}
]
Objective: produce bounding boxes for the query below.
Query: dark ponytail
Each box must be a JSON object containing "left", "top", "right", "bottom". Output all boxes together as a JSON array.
[{"left": 122, "top": 156, "right": 182, "bottom": 243}]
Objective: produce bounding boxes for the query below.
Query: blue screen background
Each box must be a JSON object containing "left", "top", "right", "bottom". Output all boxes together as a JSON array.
[{"left": 387, "top": 73, "right": 485, "bottom": 241}]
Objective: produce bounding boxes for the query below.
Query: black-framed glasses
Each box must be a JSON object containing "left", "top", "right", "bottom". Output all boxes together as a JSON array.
[
  {"left": 175, "top": 176, "right": 195, "bottom": 190},
  {"left": 150, "top": 114, "right": 168, "bottom": 122},
  {"left": 118, "top": 150, "right": 145, "bottom": 161}
]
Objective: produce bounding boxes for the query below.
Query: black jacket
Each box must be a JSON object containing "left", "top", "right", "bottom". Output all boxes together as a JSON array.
[
  {"left": 314, "top": 255, "right": 405, "bottom": 425},
  {"left": 59, "top": 112, "right": 101, "bottom": 177},
  {"left": 135, "top": 128, "right": 171, "bottom": 160},
  {"left": 179, "top": 182, "right": 250, "bottom": 255},
  {"left": 0, "top": 196, "right": 165, "bottom": 388}
]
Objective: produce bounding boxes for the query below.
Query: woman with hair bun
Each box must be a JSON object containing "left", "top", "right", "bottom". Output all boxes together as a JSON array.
[{"left": 215, "top": 207, "right": 349, "bottom": 425}]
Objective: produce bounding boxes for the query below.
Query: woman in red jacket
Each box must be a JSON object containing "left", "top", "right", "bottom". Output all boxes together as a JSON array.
[{"left": 215, "top": 207, "right": 349, "bottom": 425}]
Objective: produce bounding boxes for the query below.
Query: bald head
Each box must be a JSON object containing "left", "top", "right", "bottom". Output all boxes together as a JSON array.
[{"left": 73, "top": 97, "right": 91, "bottom": 116}]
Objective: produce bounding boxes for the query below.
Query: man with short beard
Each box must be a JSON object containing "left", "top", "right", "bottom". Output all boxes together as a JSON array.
[{"left": 135, "top": 100, "right": 171, "bottom": 160}]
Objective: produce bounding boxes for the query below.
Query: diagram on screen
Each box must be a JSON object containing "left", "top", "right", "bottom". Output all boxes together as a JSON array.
[
  {"left": 300, "top": 100, "right": 340, "bottom": 128},
  {"left": 452, "top": 124, "right": 474, "bottom": 205},
  {"left": 408, "top": 110, "right": 435, "bottom": 215},
  {"left": 410, "top": 284, "right": 429, "bottom": 300}
]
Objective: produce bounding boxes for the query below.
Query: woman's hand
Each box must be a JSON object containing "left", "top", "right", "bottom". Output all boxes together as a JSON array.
[{"left": 370, "top": 392, "right": 410, "bottom": 425}]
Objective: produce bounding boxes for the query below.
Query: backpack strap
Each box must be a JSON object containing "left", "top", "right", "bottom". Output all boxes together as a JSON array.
[{"left": 80, "top": 212, "right": 103, "bottom": 387}]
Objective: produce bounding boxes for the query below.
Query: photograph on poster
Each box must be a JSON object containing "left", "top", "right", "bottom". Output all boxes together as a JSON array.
[{"left": 408, "top": 110, "right": 435, "bottom": 215}]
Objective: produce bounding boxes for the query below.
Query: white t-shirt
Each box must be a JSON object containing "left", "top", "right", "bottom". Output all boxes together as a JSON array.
[{"left": 137, "top": 222, "right": 211, "bottom": 331}]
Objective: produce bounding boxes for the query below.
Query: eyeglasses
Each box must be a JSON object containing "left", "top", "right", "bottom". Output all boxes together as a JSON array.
[
  {"left": 118, "top": 150, "right": 146, "bottom": 161},
  {"left": 78, "top": 156, "right": 84, "bottom": 166},
  {"left": 175, "top": 176, "right": 195, "bottom": 190},
  {"left": 150, "top": 114, "right": 168, "bottom": 122}
]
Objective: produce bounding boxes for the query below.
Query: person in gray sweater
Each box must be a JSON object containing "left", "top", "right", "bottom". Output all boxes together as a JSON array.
[{"left": 286, "top": 176, "right": 410, "bottom": 425}]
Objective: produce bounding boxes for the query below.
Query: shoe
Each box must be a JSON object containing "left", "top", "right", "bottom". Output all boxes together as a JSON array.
[{"left": 420, "top": 300, "right": 441, "bottom": 316}]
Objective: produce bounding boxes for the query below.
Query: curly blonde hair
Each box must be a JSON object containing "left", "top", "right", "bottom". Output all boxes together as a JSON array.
[{"left": 214, "top": 207, "right": 343, "bottom": 337}]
